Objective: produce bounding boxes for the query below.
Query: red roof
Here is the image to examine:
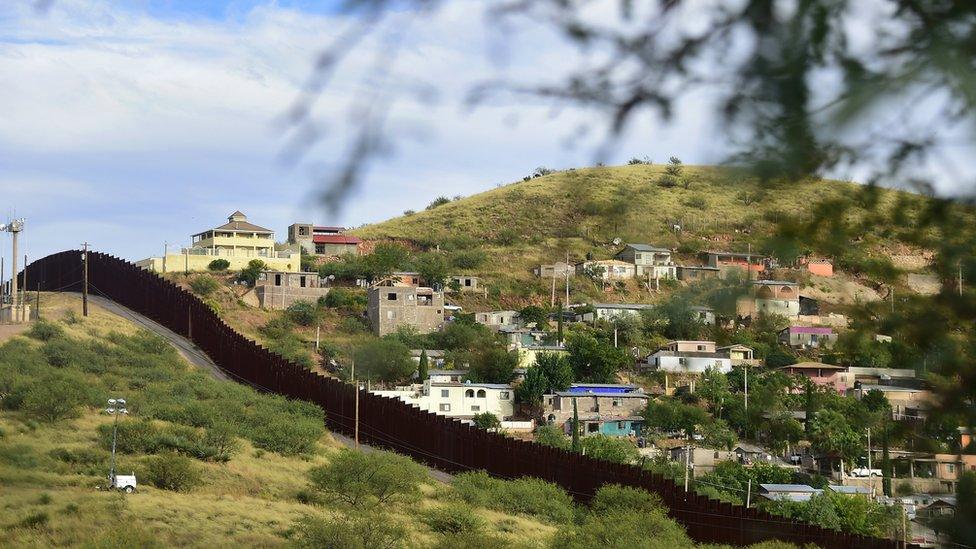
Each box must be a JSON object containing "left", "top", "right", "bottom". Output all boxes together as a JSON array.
[{"left": 313, "top": 235, "right": 362, "bottom": 245}]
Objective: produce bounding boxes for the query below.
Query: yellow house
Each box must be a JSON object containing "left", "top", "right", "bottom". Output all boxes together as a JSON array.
[{"left": 136, "top": 211, "right": 299, "bottom": 273}]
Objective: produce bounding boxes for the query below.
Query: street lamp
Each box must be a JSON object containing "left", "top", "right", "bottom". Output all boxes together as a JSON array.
[{"left": 105, "top": 398, "right": 128, "bottom": 487}]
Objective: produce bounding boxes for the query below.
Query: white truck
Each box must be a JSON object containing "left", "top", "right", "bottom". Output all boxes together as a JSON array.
[
  {"left": 850, "top": 467, "right": 882, "bottom": 477},
  {"left": 110, "top": 473, "right": 137, "bottom": 493}
]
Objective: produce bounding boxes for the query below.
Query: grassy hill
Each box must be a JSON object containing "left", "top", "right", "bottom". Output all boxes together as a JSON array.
[{"left": 351, "top": 164, "right": 943, "bottom": 309}]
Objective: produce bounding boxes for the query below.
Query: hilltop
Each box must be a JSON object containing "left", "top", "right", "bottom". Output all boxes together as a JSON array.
[{"left": 351, "top": 164, "right": 939, "bottom": 309}]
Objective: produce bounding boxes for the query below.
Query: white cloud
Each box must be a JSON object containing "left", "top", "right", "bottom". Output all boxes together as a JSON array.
[{"left": 0, "top": 0, "right": 733, "bottom": 263}]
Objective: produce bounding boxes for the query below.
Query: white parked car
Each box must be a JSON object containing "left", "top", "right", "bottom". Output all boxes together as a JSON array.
[
  {"left": 111, "top": 473, "right": 138, "bottom": 493},
  {"left": 850, "top": 467, "right": 882, "bottom": 477}
]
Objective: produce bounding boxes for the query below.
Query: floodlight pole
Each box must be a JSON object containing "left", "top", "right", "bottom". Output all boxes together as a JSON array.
[{"left": 82, "top": 243, "right": 89, "bottom": 317}]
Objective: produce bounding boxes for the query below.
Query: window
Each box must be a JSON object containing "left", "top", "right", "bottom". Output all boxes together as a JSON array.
[
  {"left": 471, "top": 405, "right": 480, "bottom": 412},
  {"left": 635, "top": 253, "right": 642, "bottom": 260},
  {"left": 441, "top": 389, "right": 449, "bottom": 397},
  {"left": 612, "top": 399, "right": 621, "bottom": 407},
  {"left": 617, "top": 421, "right": 624, "bottom": 429},
  {"left": 587, "top": 423, "right": 599, "bottom": 433},
  {"left": 386, "top": 293, "right": 397, "bottom": 301},
  {"left": 300, "top": 276, "right": 306, "bottom": 288},
  {"left": 697, "top": 344, "right": 706, "bottom": 351},
  {"left": 299, "top": 227, "right": 308, "bottom": 235},
  {"left": 274, "top": 274, "right": 282, "bottom": 286},
  {"left": 465, "top": 389, "right": 474, "bottom": 398},
  {"left": 464, "top": 279, "right": 472, "bottom": 287},
  {"left": 439, "top": 404, "right": 451, "bottom": 412},
  {"left": 476, "top": 389, "right": 486, "bottom": 398},
  {"left": 315, "top": 244, "right": 325, "bottom": 254},
  {"left": 679, "top": 358, "right": 687, "bottom": 365},
  {"left": 499, "top": 391, "right": 510, "bottom": 400},
  {"left": 947, "top": 464, "right": 955, "bottom": 474},
  {"left": 714, "top": 451, "right": 720, "bottom": 459}
]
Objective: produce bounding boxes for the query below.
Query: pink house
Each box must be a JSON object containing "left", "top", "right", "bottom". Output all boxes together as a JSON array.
[{"left": 779, "top": 362, "right": 853, "bottom": 394}]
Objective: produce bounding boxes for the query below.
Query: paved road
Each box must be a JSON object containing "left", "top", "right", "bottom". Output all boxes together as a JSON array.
[{"left": 88, "top": 294, "right": 453, "bottom": 483}]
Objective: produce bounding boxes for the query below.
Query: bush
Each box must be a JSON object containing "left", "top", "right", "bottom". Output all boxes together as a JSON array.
[
  {"left": 99, "top": 420, "right": 162, "bottom": 454},
  {"left": 421, "top": 504, "right": 484, "bottom": 535},
  {"left": 250, "top": 415, "right": 322, "bottom": 455},
  {"left": 189, "top": 275, "right": 220, "bottom": 297},
  {"left": 590, "top": 484, "right": 664, "bottom": 515},
  {"left": 307, "top": 448, "right": 427, "bottom": 509},
  {"left": 291, "top": 513, "right": 406, "bottom": 549},
  {"left": 321, "top": 288, "right": 367, "bottom": 311},
  {"left": 238, "top": 259, "right": 267, "bottom": 287},
  {"left": 450, "top": 249, "right": 487, "bottom": 270},
  {"left": 16, "top": 511, "right": 49, "bottom": 530},
  {"left": 535, "top": 425, "right": 570, "bottom": 450},
  {"left": 27, "top": 320, "right": 64, "bottom": 342},
  {"left": 285, "top": 300, "right": 320, "bottom": 327},
  {"left": 426, "top": 196, "right": 451, "bottom": 210},
  {"left": 22, "top": 375, "right": 88, "bottom": 422},
  {"left": 552, "top": 509, "right": 691, "bottom": 548},
  {"left": 207, "top": 259, "right": 230, "bottom": 271},
  {"left": 682, "top": 196, "right": 708, "bottom": 210},
  {"left": 143, "top": 453, "right": 201, "bottom": 492},
  {"left": 41, "top": 339, "right": 76, "bottom": 368},
  {"left": 472, "top": 412, "right": 501, "bottom": 431},
  {"left": 452, "top": 471, "right": 575, "bottom": 523}
]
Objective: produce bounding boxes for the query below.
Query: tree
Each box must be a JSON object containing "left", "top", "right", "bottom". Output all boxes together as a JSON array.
[
  {"left": 580, "top": 435, "right": 639, "bottom": 464},
  {"left": 643, "top": 399, "right": 709, "bottom": 439},
  {"left": 292, "top": 513, "right": 406, "bottom": 549},
  {"left": 534, "top": 352, "right": 573, "bottom": 392},
  {"left": 417, "top": 348, "right": 429, "bottom": 381},
  {"left": 207, "top": 258, "right": 230, "bottom": 271},
  {"left": 367, "top": 242, "right": 409, "bottom": 282},
  {"left": 426, "top": 196, "right": 450, "bottom": 210},
  {"left": 695, "top": 368, "right": 731, "bottom": 418},
  {"left": 535, "top": 424, "right": 570, "bottom": 450},
  {"left": 571, "top": 398, "right": 580, "bottom": 453},
  {"left": 658, "top": 156, "right": 683, "bottom": 188},
  {"left": 238, "top": 259, "right": 267, "bottom": 287},
  {"left": 307, "top": 448, "right": 426, "bottom": 509},
  {"left": 565, "top": 332, "right": 628, "bottom": 383},
  {"left": 472, "top": 412, "right": 501, "bottom": 431},
  {"left": 810, "top": 410, "right": 861, "bottom": 473},
  {"left": 518, "top": 305, "right": 548, "bottom": 329},
  {"left": 465, "top": 347, "right": 517, "bottom": 384},
  {"left": 701, "top": 419, "right": 738, "bottom": 451},
  {"left": 763, "top": 411, "right": 804, "bottom": 455},
  {"left": 415, "top": 252, "right": 449, "bottom": 290},
  {"left": 351, "top": 339, "right": 414, "bottom": 383},
  {"left": 189, "top": 274, "right": 220, "bottom": 297},
  {"left": 285, "top": 299, "right": 321, "bottom": 326},
  {"left": 516, "top": 366, "right": 548, "bottom": 409}
]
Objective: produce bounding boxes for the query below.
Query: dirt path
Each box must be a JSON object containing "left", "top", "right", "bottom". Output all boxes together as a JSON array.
[{"left": 87, "top": 295, "right": 230, "bottom": 382}]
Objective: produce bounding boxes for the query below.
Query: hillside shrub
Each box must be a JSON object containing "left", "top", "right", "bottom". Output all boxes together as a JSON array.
[
  {"left": 590, "top": 484, "right": 665, "bottom": 515},
  {"left": 682, "top": 196, "right": 708, "bottom": 210},
  {"left": 452, "top": 471, "right": 575, "bottom": 523},
  {"left": 432, "top": 531, "right": 508, "bottom": 549},
  {"left": 472, "top": 412, "right": 501, "bottom": 431},
  {"left": 0, "top": 444, "right": 41, "bottom": 469},
  {"left": 41, "top": 339, "right": 77, "bottom": 368},
  {"left": 426, "top": 196, "right": 451, "bottom": 210},
  {"left": 285, "top": 300, "right": 320, "bottom": 326},
  {"left": 291, "top": 513, "right": 407, "bottom": 549},
  {"left": 21, "top": 374, "right": 89, "bottom": 422},
  {"left": 307, "top": 448, "right": 427, "bottom": 509},
  {"left": 143, "top": 453, "right": 201, "bottom": 492},
  {"left": 449, "top": 249, "right": 487, "bottom": 269},
  {"left": 16, "top": 511, "right": 49, "bottom": 530},
  {"left": 493, "top": 228, "right": 519, "bottom": 246},
  {"left": 189, "top": 275, "right": 220, "bottom": 297},
  {"left": 27, "top": 320, "right": 64, "bottom": 341},
  {"left": 535, "top": 425, "right": 570, "bottom": 450},
  {"left": 49, "top": 446, "right": 108, "bottom": 476},
  {"left": 552, "top": 509, "right": 691, "bottom": 548},
  {"left": 320, "top": 287, "right": 367, "bottom": 311},
  {"left": 207, "top": 259, "right": 230, "bottom": 272},
  {"left": 421, "top": 504, "right": 484, "bottom": 535},
  {"left": 580, "top": 435, "right": 639, "bottom": 464},
  {"left": 237, "top": 259, "right": 267, "bottom": 287},
  {"left": 250, "top": 415, "right": 322, "bottom": 455},
  {"left": 351, "top": 339, "right": 414, "bottom": 383}
]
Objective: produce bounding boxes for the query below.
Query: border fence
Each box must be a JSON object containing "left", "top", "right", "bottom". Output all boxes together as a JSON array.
[{"left": 22, "top": 250, "right": 913, "bottom": 548}]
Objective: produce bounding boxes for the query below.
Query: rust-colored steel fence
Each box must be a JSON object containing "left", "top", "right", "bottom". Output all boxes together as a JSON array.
[{"left": 22, "top": 251, "right": 913, "bottom": 548}]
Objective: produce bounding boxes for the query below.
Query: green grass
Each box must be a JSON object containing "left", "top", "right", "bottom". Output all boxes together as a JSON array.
[{"left": 351, "top": 164, "right": 945, "bottom": 308}]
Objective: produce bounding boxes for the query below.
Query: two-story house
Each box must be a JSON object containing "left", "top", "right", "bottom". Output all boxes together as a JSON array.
[
  {"left": 737, "top": 280, "right": 800, "bottom": 318},
  {"left": 614, "top": 244, "right": 677, "bottom": 279},
  {"left": 368, "top": 286, "right": 445, "bottom": 336},
  {"left": 254, "top": 271, "right": 329, "bottom": 310},
  {"left": 641, "top": 340, "right": 733, "bottom": 374},
  {"left": 373, "top": 380, "right": 515, "bottom": 421},
  {"left": 287, "top": 223, "right": 362, "bottom": 256},
  {"left": 542, "top": 383, "right": 649, "bottom": 437}
]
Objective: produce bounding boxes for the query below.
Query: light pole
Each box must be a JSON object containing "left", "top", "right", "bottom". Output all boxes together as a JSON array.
[{"left": 106, "top": 398, "right": 128, "bottom": 487}]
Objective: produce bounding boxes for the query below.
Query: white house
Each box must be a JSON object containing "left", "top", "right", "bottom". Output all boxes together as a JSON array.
[
  {"left": 576, "top": 259, "right": 636, "bottom": 281},
  {"left": 592, "top": 303, "right": 656, "bottom": 321},
  {"left": 475, "top": 310, "right": 519, "bottom": 330},
  {"left": 373, "top": 380, "right": 515, "bottom": 420},
  {"left": 614, "top": 243, "right": 677, "bottom": 279},
  {"left": 641, "top": 340, "right": 733, "bottom": 374}
]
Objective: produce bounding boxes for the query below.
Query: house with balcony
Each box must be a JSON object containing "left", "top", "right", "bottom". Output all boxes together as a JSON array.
[
  {"left": 778, "top": 362, "right": 853, "bottom": 394},
  {"left": 373, "top": 380, "right": 515, "bottom": 421},
  {"left": 287, "top": 223, "right": 362, "bottom": 256},
  {"left": 136, "top": 211, "right": 299, "bottom": 272},
  {"left": 778, "top": 326, "right": 838, "bottom": 349},
  {"left": 737, "top": 280, "right": 800, "bottom": 319},
  {"left": 614, "top": 243, "right": 676, "bottom": 279},
  {"left": 641, "top": 340, "right": 733, "bottom": 374},
  {"left": 542, "top": 383, "right": 649, "bottom": 437}
]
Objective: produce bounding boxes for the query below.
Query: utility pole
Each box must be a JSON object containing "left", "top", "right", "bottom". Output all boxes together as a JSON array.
[
  {"left": 684, "top": 436, "right": 692, "bottom": 492},
  {"left": 35, "top": 283, "right": 41, "bottom": 321},
  {"left": 550, "top": 275, "right": 555, "bottom": 308},
  {"left": 959, "top": 260, "right": 964, "bottom": 296},
  {"left": 891, "top": 287, "right": 894, "bottom": 314},
  {"left": 564, "top": 252, "right": 570, "bottom": 307},
  {"left": 10, "top": 221, "right": 20, "bottom": 322},
  {"left": 22, "top": 254, "right": 27, "bottom": 321},
  {"left": 81, "top": 243, "right": 89, "bottom": 317},
  {"left": 866, "top": 427, "right": 874, "bottom": 496},
  {"left": 747, "top": 243, "right": 752, "bottom": 282},
  {"left": 744, "top": 364, "right": 749, "bottom": 412},
  {"left": 746, "top": 478, "right": 752, "bottom": 508},
  {"left": 163, "top": 241, "right": 168, "bottom": 273},
  {"left": 315, "top": 325, "right": 320, "bottom": 350},
  {"left": 613, "top": 318, "right": 618, "bottom": 348}
]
